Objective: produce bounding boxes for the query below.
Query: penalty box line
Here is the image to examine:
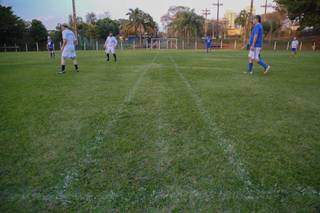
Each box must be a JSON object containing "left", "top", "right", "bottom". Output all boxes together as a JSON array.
[
  {"left": 54, "top": 54, "right": 159, "bottom": 204},
  {"left": 169, "top": 55, "right": 320, "bottom": 199}
]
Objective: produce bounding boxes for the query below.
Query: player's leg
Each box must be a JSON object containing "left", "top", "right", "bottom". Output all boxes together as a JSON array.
[
  {"left": 59, "top": 57, "right": 66, "bottom": 74},
  {"left": 106, "top": 48, "right": 110, "bottom": 61},
  {"left": 255, "top": 49, "right": 270, "bottom": 74},
  {"left": 248, "top": 50, "right": 254, "bottom": 74},
  {"left": 72, "top": 58, "right": 79, "bottom": 72},
  {"left": 112, "top": 48, "right": 117, "bottom": 62}
]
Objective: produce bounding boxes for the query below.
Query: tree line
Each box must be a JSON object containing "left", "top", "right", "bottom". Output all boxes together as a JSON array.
[{"left": 0, "top": 1, "right": 319, "bottom": 47}]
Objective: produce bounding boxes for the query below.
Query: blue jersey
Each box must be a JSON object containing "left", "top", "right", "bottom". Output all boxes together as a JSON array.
[
  {"left": 205, "top": 37, "right": 212, "bottom": 48},
  {"left": 48, "top": 41, "right": 54, "bottom": 49},
  {"left": 249, "top": 23, "right": 263, "bottom": 48}
]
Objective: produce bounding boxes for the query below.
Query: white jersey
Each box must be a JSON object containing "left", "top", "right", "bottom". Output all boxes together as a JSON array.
[
  {"left": 105, "top": 36, "right": 118, "bottom": 48},
  {"left": 62, "top": 29, "right": 77, "bottom": 59},
  {"left": 291, "top": 40, "right": 299, "bottom": 49}
]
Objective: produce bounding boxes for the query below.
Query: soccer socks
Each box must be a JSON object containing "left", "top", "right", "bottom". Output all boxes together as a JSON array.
[
  {"left": 106, "top": 54, "right": 110, "bottom": 61},
  {"left": 258, "top": 58, "right": 268, "bottom": 70},
  {"left": 113, "top": 54, "right": 117, "bottom": 61},
  {"left": 74, "top": 64, "right": 79, "bottom": 71},
  {"left": 248, "top": 63, "right": 253, "bottom": 73},
  {"left": 61, "top": 65, "right": 66, "bottom": 72}
]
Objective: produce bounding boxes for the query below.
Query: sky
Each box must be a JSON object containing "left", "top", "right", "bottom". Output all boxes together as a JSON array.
[{"left": 1, "top": 0, "right": 275, "bottom": 30}]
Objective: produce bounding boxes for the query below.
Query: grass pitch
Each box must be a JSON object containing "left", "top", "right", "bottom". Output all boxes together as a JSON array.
[{"left": 0, "top": 50, "right": 320, "bottom": 211}]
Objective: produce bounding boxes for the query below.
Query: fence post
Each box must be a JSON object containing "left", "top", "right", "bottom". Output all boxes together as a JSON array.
[
  {"left": 15, "top": 44, "right": 18, "bottom": 52},
  {"left": 220, "top": 40, "right": 223, "bottom": 49},
  {"left": 286, "top": 41, "right": 290, "bottom": 50},
  {"left": 84, "top": 42, "right": 86, "bottom": 50},
  {"left": 273, "top": 41, "right": 277, "bottom": 51},
  {"left": 234, "top": 40, "right": 237, "bottom": 49},
  {"left": 176, "top": 39, "right": 178, "bottom": 49},
  {"left": 159, "top": 40, "right": 161, "bottom": 50},
  {"left": 95, "top": 41, "right": 98, "bottom": 51},
  {"left": 182, "top": 40, "right": 185, "bottom": 49},
  {"left": 299, "top": 42, "right": 303, "bottom": 51},
  {"left": 121, "top": 41, "right": 123, "bottom": 50},
  {"left": 36, "top": 42, "right": 39, "bottom": 52},
  {"left": 312, "top": 42, "right": 316, "bottom": 51},
  {"left": 167, "top": 40, "right": 169, "bottom": 49},
  {"left": 195, "top": 40, "right": 198, "bottom": 50},
  {"left": 25, "top": 43, "right": 28, "bottom": 52},
  {"left": 133, "top": 40, "right": 135, "bottom": 49}
]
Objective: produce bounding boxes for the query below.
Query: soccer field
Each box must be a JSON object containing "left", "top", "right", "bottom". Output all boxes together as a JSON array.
[{"left": 0, "top": 50, "right": 319, "bottom": 211}]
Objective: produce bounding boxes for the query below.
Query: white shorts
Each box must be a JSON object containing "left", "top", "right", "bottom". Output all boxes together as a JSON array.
[
  {"left": 248, "top": 47, "right": 261, "bottom": 61},
  {"left": 62, "top": 45, "right": 76, "bottom": 59},
  {"left": 105, "top": 47, "right": 116, "bottom": 54}
]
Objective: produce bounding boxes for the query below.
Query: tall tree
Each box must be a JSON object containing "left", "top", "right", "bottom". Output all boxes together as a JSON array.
[
  {"left": 126, "top": 8, "right": 157, "bottom": 46},
  {"left": 96, "top": 18, "right": 120, "bottom": 40},
  {"left": 235, "top": 10, "right": 249, "bottom": 28},
  {"left": 29, "top": 19, "right": 48, "bottom": 43},
  {"left": 0, "top": 5, "right": 25, "bottom": 45},
  {"left": 86, "top": 12, "right": 97, "bottom": 25},
  {"left": 169, "top": 9, "right": 204, "bottom": 41},
  {"left": 275, "top": 0, "right": 320, "bottom": 29}
]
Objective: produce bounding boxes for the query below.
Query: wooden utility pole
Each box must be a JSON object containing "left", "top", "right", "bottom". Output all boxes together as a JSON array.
[
  {"left": 244, "top": 0, "right": 254, "bottom": 45},
  {"left": 261, "top": 0, "right": 276, "bottom": 19},
  {"left": 72, "top": 0, "right": 78, "bottom": 36},
  {"left": 213, "top": 0, "right": 223, "bottom": 38},
  {"left": 202, "top": 8, "right": 211, "bottom": 35}
]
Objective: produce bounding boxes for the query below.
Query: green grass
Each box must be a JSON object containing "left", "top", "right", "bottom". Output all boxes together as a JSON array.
[{"left": 0, "top": 50, "right": 319, "bottom": 211}]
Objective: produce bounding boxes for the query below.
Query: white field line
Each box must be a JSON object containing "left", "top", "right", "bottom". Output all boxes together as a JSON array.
[
  {"left": 169, "top": 56, "right": 254, "bottom": 195},
  {"left": 55, "top": 55, "right": 159, "bottom": 203},
  {"left": 169, "top": 56, "right": 320, "bottom": 198},
  {"left": 154, "top": 67, "right": 171, "bottom": 174}
]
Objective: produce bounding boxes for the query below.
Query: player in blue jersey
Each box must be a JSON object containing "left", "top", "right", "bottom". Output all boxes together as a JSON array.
[
  {"left": 205, "top": 35, "right": 212, "bottom": 53},
  {"left": 248, "top": 15, "right": 270, "bottom": 75},
  {"left": 47, "top": 36, "right": 55, "bottom": 59}
]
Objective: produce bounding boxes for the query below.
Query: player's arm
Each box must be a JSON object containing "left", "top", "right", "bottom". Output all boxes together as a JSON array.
[
  {"left": 114, "top": 38, "right": 118, "bottom": 47},
  {"left": 251, "top": 35, "right": 258, "bottom": 50},
  {"left": 61, "top": 39, "right": 67, "bottom": 51}
]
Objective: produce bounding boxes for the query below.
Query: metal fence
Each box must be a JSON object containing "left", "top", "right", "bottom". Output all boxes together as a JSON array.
[{"left": 0, "top": 39, "right": 318, "bottom": 52}]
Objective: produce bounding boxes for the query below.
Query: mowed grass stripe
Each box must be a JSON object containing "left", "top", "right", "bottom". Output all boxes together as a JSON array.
[{"left": 54, "top": 54, "right": 159, "bottom": 203}]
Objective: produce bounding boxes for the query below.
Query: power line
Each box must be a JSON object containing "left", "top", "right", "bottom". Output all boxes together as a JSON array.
[
  {"left": 212, "top": 0, "right": 223, "bottom": 23},
  {"left": 261, "top": 0, "right": 276, "bottom": 15},
  {"left": 213, "top": 0, "right": 223, "bottom": 38},
  {"left": 202, "top": 8, "right": 211, "bottom": 35}
]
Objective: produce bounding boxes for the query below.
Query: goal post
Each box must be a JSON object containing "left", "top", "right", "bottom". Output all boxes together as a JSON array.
[{"left": 150, "top": 38, "right": 178, "bottom": 50}]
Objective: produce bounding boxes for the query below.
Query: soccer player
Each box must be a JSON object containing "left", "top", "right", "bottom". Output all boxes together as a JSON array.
[
  {"left": 59, "top": 23, "right": 79, "bottom": 74},
  {"left": 205, "top": 35, "right": 212, "bottom": 53},
  {"left": 104, "top": 32, "right": 118, "bottom": 62},
  {"left": 47, "top": 36, "right": 55, "bottom": 59},
  {"left": 248, "top": 15, "right": 270, "bottom": 75},
  {"left": 291, "top": 37, "right": 299, "bottom": 55}
]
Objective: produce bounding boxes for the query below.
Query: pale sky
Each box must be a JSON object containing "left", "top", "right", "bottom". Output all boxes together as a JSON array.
[{"left": 1, "top": 0, "right": 275, "bottom": 30}]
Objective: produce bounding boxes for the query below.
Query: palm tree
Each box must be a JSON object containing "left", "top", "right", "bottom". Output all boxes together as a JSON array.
[
  {"left": 169, "top": 10, "right": 204, "bottom": 45},
  {"left": 126, "top": 8, "right": 157, "bottom": 47}
]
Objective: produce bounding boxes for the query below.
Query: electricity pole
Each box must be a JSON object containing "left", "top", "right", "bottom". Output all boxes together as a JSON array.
[
  {"left": 72, "top": 0, "right": 78, "bottom": 37},
  {"left": 213, "top": 0, "right": 223, "bottom": 38},
  {"left": 261, "top": 0, "right": 276, "bottom": 19},
  {"left": 202, "top": 8, "right": 211, "bottom": 35},
  {"left": 244, "top": 0, "right": 254, "bottom": 45}
]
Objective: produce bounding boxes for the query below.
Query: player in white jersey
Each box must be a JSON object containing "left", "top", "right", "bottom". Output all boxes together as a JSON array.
[
  {"left": 104, "top": 32, "right": 118, "bottom": 62},
  {"left": 291, "top": 37, "right": 299, "bottom": 55},
  {"left": 59, "top": 23, "right": 79, "bottom": 74}
]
